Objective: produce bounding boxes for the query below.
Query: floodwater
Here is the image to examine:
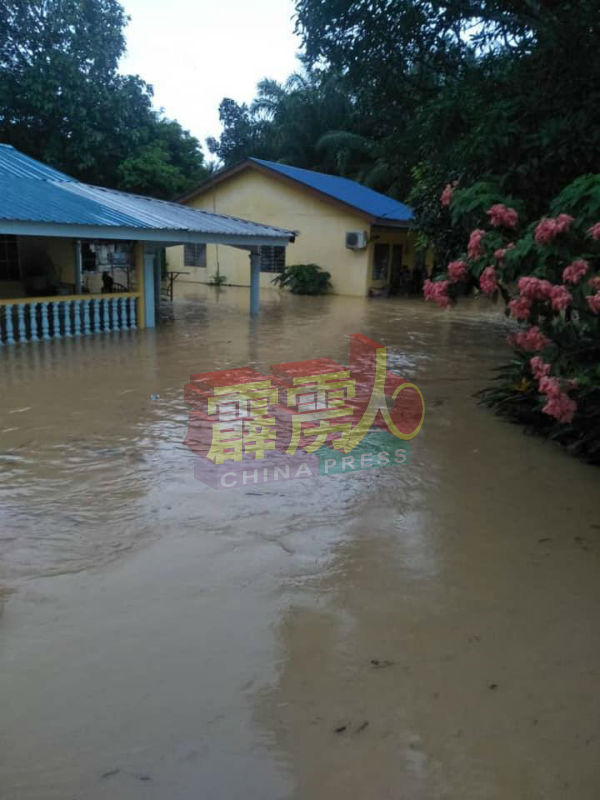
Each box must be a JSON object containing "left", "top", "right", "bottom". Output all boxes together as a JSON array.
[{"left": 0, "top": 285, "right": 599, "bottom": 800}]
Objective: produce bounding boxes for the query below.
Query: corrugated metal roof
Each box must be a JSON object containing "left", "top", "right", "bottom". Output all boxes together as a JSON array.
[
  {"left": 0, "top": 143, "right": 74, "bottom": 182},
  {"left": 249, "top": 158, "right": 414, "bottom": 223},
  {"left": 0, "top": 144, "right": 294, "bottom": 241}
]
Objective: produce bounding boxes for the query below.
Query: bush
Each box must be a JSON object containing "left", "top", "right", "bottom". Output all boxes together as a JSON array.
[
  {"left": 424, "top": 177, "right": 600, "bottom": 463},
  {"left": 272, "top": 264, "right": 332, "bottom": 295}
]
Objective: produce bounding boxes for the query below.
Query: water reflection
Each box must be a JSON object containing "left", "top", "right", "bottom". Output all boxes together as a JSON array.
[{"left": 1, "top": 285, "right": 598, "bottom": 799}]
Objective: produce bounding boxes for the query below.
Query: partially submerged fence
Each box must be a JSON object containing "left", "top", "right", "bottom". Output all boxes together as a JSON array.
[{"left": 0, "top": 293, "right": 139, "bottom": 345}]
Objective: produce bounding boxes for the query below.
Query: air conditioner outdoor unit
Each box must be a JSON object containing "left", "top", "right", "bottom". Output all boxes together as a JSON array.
[{"left": 345, "top": 231, "right": 368, "bottom": 250}]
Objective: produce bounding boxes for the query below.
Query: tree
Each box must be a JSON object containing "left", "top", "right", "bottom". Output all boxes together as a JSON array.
[
  {"left": 294, "top": 0, "right": 600, "bottom": 214},
  {"left": 0, "top": 0, "right": 208, "bottom": 198}
]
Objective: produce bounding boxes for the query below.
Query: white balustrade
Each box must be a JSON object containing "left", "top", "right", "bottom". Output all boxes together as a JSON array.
[{"left": 0, "top": 295, "right": 139, "bottom": 344}]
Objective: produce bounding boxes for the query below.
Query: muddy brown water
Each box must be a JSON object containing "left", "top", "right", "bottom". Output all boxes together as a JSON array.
[{"left": 0, "top": 285, "right": 599, "bottom": 799}]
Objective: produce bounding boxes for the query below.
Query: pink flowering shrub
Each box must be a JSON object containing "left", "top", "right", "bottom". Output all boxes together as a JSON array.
[
  {"left": 487, "top": 204, "right": 518, "bottom": 229},
  {"left": 424, "top": 174, "right": 600, "bottom": 462}
]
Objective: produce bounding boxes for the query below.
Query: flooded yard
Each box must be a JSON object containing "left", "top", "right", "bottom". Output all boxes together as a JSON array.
[{"left": 1, "top": 285, "right": 599, "bottom": 799}]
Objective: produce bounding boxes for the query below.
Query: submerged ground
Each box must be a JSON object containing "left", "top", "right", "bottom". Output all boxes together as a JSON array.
[{"left": 0, "top": 286, "right": 598, "bottom": 799}]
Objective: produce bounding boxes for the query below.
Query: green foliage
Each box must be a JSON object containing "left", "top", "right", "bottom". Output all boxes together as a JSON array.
[
  {"left": 438, "top": 176, "right": 600, "bottom": 463},
  {"left": 271, "top": 264, "right": 332, "bottom": 295},
  {"left": 0, "top": 0, "right": 209, "bottom": 198},
  {"left": 208, "top": 273, "right": 228, "bottom": 286}
]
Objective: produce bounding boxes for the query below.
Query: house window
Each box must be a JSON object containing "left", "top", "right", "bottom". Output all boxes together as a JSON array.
[
  {"left": 0, "top": 235, "right": 20, "bottom": 281},
  {"left": 259, "top": 246, "right": 285, "bottom": 272},
  {"left": 184, "top": 243, "right": 207, "bottom": 267},
  {"left": 372, "top": 243, "right": 390, "bottom": 281}
]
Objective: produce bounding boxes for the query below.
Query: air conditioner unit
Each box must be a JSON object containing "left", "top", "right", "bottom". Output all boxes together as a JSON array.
[{"left": 345, "top": 231, "right": 368, "bottom": 250}]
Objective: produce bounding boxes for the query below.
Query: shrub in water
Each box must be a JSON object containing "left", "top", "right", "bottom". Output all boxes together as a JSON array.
[
  {"left": 425, "top": 175, "right": 600, "bottom": 463},
  {"left": 272, "top": 264, "right": 332, "bottom": 295}
]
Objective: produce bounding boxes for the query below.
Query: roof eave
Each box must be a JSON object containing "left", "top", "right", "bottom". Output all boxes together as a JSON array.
[
  {"left": 372, "top": 217, "right": 414, "bottom": 229},
  {"left": 0, "top": 219, "right": 294, "bottom": 247}
]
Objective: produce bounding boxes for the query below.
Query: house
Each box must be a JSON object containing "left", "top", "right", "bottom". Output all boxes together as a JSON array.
[
  {"left": 169, "top": 158, "right": 428, "bottom": 297},
  {"left": 0, "top": 145, "right": 295, "bottom": 344}
]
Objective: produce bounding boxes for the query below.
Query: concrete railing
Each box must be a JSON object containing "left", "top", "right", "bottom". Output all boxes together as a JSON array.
[{"left": 0, "top": 293, "right": 139, "bottom": 345}]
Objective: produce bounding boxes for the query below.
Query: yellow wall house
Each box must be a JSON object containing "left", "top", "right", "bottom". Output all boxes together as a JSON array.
[
  {"left": 0, "top": 146, "right": 294, "bottom": 345},
  {"left": 169, "top": 159, "right": 426, "bottom": 297}
]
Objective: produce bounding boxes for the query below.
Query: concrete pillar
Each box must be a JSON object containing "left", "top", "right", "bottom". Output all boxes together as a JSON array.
[
  {"left": 143, "top": 252, "right": 156, "bottom": 328},
  {"left": 74, "top": 239, "right": 82, "bottom": 294},
  {"left": 249, "top": 250, "right": 261, "bottom": 316}
]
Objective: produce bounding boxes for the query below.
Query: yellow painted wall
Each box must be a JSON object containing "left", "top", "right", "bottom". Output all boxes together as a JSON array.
[{"left": 167, "top": 169, "right": 379, "bottom": 297}]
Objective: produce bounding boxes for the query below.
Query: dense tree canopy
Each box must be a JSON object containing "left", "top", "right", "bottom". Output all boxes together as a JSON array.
[
  {"left": 0, "top": 0, "right": 208, "bottom": 197},
  {"left": 208, "top": 0, "right": 600, "bottom": 258}
]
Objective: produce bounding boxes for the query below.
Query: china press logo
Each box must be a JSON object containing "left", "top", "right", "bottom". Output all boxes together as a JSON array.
[{"left": 184, "top": 333, "right": 424, "bottom": 489}]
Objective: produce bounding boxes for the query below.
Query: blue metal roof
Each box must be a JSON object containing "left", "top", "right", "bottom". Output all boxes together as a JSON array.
[
  {"left": 0, "top": 144, "right": 75, "bottom": 182},
  {"left": 0, "top": 144, "right": 294, "bottom": 244},
  {"left": 249, "top": 158, "right": 414, "bottom": 223}
]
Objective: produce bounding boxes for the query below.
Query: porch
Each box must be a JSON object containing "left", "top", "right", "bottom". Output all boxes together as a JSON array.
[
  {"left": 0, "top": 144, "right": 295, "bottom": 345},
  {"left": 0, "top": 236, "right": 148, "bottom": 345}
]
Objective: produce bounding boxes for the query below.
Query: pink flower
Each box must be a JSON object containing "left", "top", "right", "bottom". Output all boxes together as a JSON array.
[
  {"left": 587, "top": 222, "right": 600, "bottom": 240},
  {"left": 467, "top": 229, "right": 486, "bottom": 260},
  {"left": 541, "top": 392, "right": 577, "bottom": 424},
  {"left": 549, "top": 284, "right": 572, "bottom": 311},
  {"left": 517, "top": 276, "right": 553, "bottom": 301},
  {"left": 586, "top": 292, "right": 600, "bottom": 314},
  {"left": 538, "top": 375, "right": 561, "bottom": 397},
  {"left": 508, "top": 296, "right": 532, "bottom": 320},
  {"left": 440, "top": 184, "right": 454, "bottom": 207},
  {"left": 562, "top": 259, "right": 589, "bottom": 285},
  {"left": 479, "top": 266, "right": 498, "bottom": 295},
  {"left": 423, "top": 279, "right": 451, "bottom": 308},
  {"left": 530, "top": 356, "right": 551, "bottom": 380},
  {"left": 487, "top": 204, "right": 518, "bottom": 229},
  {"left": 534, "top": 214, "right": 574, "bottom": 245},
  {"left": 555, "top": 214, "right": 574, "bottom": 234},
  {"left": 447, "top": 260, "right": 468, "bottom": 283},
  {"left": 508, "top": 326, "right": 551, "bottom": 351},
  {"left": 588, "top": 276, "right": 600, "bottom": 291}
]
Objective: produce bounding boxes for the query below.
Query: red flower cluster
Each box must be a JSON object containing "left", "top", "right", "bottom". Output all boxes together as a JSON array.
[
  {"left": 479, "top": 266, "right": 498, "bottom": 295},
  {"left": 507, "top": 326, "right": 551, "bottom": 351},
  {"left": 508, "top": 296, "right": 532, "bottom": 320},
  {"left": 538, "top": 376, "right": 577, "bottom": 424},
  {"left": 530, "top": 356, "right": 551, "bottom": 380},
  {"left": 423, "top": 279, "right": 450, "bottom": 308},
  {"left": 467, "top": 229, "right": 486, "bottom": 260},
  {"left": 487, "top": 204, "right": 518, "bottom": 229},
  {"left": 534, "top": 214, "right": 574, "bottom": 245},
  {"left": 562, "top": 259, "right": 589, "bottom": 285},
  {"left": 447, "top": 260, "right": 468, "bottom": 283},
  {"left": 549, "top": 285, "right": 572, "bottom": 312},
  {"left": 586, "top": 292, "right": 600, "bottom": 314},
  {"left": 518, "top": 276, "right": 553, "bottom": 300}
]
